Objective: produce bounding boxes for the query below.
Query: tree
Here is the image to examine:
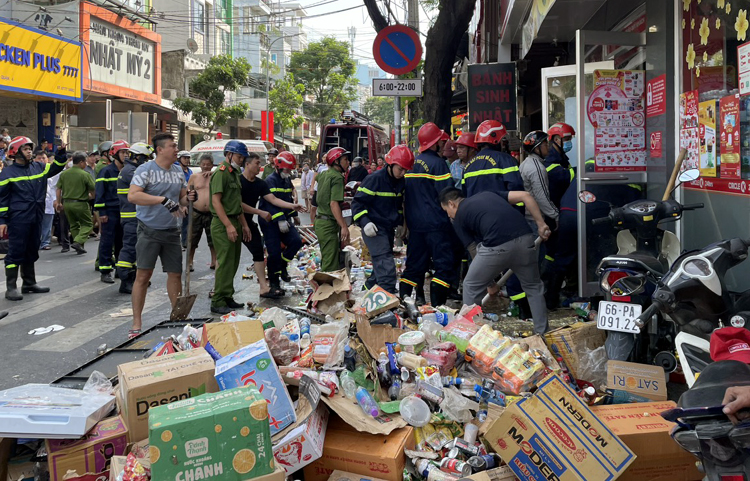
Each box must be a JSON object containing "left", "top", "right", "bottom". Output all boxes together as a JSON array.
[
  {"left": 363, "top": 96, "right": 393, "bottom": 127},
  {"left": 269, "top": 73, "right": 305, "bottom": 141},
  {"left": 363, "top": 0, "right": 475, "bottom": 131},
  {"left": 288, "top": 37, "right": 357, "bottom": 127},
  {"left": 173, "top": 55, "right": 251, "bottom": 134}
]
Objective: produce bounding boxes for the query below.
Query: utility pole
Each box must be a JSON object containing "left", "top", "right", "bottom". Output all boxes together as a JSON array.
[
  {"left": 347, "top": 26, "right": 356, "bottom": 58},
  {"left": 394, "top": 0, "right": 419, "bottom": 145}
]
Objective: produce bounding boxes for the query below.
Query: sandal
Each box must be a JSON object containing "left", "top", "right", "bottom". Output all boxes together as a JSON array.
[
  {"left": 260, "top": 288, "right": 283, "bottom": 299},
  {"left": 128, "top": 329, "right": 141, "bottom": 339},
  {"left": 41, "top": 246, "right": 51, "bottom": 250}
]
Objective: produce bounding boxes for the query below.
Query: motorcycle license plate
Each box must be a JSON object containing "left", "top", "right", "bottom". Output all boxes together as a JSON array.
[
  {"left": 597, "top": 301, "right": 642, "bottom": 334},
  {"left": 342, "top": 209, "right": 352, "bottom": 217}
]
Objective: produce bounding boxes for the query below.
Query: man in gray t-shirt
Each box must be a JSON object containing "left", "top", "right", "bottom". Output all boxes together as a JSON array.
[{"left": 126, "top": 133, "right": 196, "bottom": 338}]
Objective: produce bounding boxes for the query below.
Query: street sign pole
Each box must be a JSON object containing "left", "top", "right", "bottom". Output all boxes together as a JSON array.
[{"left": 394, "top": 96, "right": 401, "bottom": 144}]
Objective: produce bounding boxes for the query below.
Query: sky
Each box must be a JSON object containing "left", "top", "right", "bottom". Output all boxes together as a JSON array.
[{"left": 298, "top": 0, "right": 433, "bottom": 67}]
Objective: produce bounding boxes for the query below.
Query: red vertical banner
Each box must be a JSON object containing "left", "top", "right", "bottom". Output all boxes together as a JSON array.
[
  {"left": 261, "top": 110, "right": 268, "bottom": 141},
  {"left": 268, "top": 111, "right": 275, "bottom": 143},
  {"left": 720, "top": 94, "right": 741, "bottom": 179}
]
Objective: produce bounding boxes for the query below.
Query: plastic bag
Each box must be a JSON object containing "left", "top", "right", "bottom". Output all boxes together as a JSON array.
[
  {"left": 219, "top": 311, "right": 253, "bottom": 323},
  {"left": 258, "top": 307, "right": 289, "bottom": 330},
  {"left": 465, "top": 324, "right": 511, "bottom": 376},
  {"left": 439, "top": 316, "right": 480, "bottom": 353},
  {"left": 420, "top": 342, "right": 457, "bottom": 376},
  {"left": 83, "top": 370, "right": 114, "bottom": 396},
  {"left": 310, "top": 321, "right": 348, "bottom": 368},
  {"left": 439, "top": 386, "right": 479, "bottom": 423},
  {"left": 576, "top": 345, "right": 608, "bottom": 390},
  {"left": 175, "top": 324, "right": 202, "bottom": 350}
]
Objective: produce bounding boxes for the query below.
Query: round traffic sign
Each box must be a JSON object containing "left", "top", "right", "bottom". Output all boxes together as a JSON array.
[{"left": 372, "top": 25, "right": 423, "bottom": 76}]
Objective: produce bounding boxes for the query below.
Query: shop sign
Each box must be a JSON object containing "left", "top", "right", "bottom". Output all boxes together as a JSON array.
[
  {"left": 679, "top": 90, "right": 700, "bottom": 171},
  {"left": 0, "top": 19, "right": 82, "bottom": 102},
  {"left": 467, "top": 62, "right": 517, "bottom": 131},
  {"left": 649, "top": 131, "right": 662, "bottom": 158},
  {"left": 520, "top": 0, "right": 556, "bottom": 59},
  {"left": 698, "top": 100, "right": 718, "bottom": 178},
  {"left": 720, "top": 94, "right": 741, "bottom": 179},
  {"left": 738, "top": 41, "right": 750, "bottom": 94},
  {"left": 80, "top": 2, "right": 161, "bottom": 104},
  {"left": 646, "top": 74, "right": 666, "bottom": 118},
  {"left": 684, "top": 177, "right": 750, "bottom": 196},
  {"left": 587, "top": 70, "right": 647, "bottom": 172}
]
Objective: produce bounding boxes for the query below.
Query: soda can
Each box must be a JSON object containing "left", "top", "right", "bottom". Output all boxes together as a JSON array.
[
  {"left": 439, "top": 458, "right": 471, "bottom": 477},
  {"left": 446, "top": 448, "right": 463, "bottom": 460},
  {"left": 467, "top": 454, "right": 497, "bottom": 473},
  {"left": 450, "top": 437, "right": 480, "bottom": 457}
]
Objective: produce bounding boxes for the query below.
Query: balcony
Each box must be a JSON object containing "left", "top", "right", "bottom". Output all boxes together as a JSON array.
[{"left": 248, "top": 0, "right": 271, "bottom": 15}]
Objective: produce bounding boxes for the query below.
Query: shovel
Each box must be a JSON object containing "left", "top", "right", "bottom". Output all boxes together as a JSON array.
[
  {"left": 481, "top": 236, "right": 542, "bottom": 306},
  {"left": 171, "top": 193, "right": 197, "bottom": 320}
]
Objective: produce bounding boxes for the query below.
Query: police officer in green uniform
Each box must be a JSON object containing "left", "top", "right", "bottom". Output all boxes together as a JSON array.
[
  {"left": 57, "top": 151, "right": 96, "bottom": 255},
  {"left": 95, "top": 141, "right": 114, "bottom": 175},
  {"left": 210, "top": 140, "right": 252, "bottom": 314},
  {"left": 314, "top": 147, "right": 351, "bottom": 272}
]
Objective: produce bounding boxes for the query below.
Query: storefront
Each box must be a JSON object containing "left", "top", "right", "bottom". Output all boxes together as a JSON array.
[{"left": 0, "top": 18, "right": 83, "bottom": 148}]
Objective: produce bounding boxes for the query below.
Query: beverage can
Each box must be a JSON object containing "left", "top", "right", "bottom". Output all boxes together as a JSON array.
[{"left": 439, "top": 458, "right": 471, "bottom": 477}]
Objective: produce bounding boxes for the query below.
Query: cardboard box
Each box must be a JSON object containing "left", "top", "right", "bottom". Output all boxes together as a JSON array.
[
  {"left": 303, "top": 415, "right": 413, "bottom": 481},
  {"left": 328, "top": 470, "right": 389, "bottom": 481},
  {"left": 607, "top": 361, "right": 668, "bottom": 401},
  {"left": 544, "top": 322, "right": 606, "bottom": 379},
  {"left": 273, "top": 404, "right": 329, "bottom": 474},
  {"left": 358, "top": 286, "right": 400, "bottom": 319},
  {"left": 215, "top": 339, "right": 296, "bottom": 436},
  {"left": 308, "top": 270, "right": 351, "bottom": 316},
  {"left": 461, "top": 466, "right": 518, "bottom": 481},
  {"left": 254, "top": 466, "right": 287, "bottom": 481},
  {"left": 46, "top": 416, "right": 128, "bottom": 481},
  {"left": 485, "top": 375, "right": 636, "bottom": 481},
  {"left": 108, "top": 456, "right": 127, "bottom": 481},
  {"left": 117, "top": 348, "right": 218, "bottom": 442},
  {"left": 591, "top": 402, "right": 703, "bottom": 481},
  {"left": 149, "top": 386, "right": 275, "bottom": 481},
  {"left": 204, "top": 320, "right": 265, "bottom": 357}
]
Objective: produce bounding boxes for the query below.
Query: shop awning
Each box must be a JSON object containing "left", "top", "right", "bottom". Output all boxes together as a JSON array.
[{"left": 284, "top": 140, "right": 304, "bottom": 154}]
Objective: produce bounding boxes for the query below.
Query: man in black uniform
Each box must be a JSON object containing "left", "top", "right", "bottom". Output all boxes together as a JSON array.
[{"left": 95, "top": 140, "right": 128, "bottom": 283}]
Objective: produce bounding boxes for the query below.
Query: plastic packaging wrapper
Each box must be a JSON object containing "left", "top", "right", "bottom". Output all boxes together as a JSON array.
[
  {"left": 259, "top": 307, "right": 289, "bottom": 329},
  {"left": 175, "top": 324, "right": 201, "bottom": 350},
  {"left": 438, "top": 386, "right": 479, "bottom": 423},
  {"left": 219, "top": 311, "right": 253, "bottom": 323},
  {"left": 123, "top": 452, "right": 149, "bottom": 481},
  {"left": 465, "top": 324, "right": 511, "bottom": 376},
  {"left": 576, "top": 344, "right": 608, "bottom": 390},
  {"left": 491, "top": 344, "right": 546, "bottom": 395},
  {"left": 420, "top": 342, "right": 458, "bottom": 376},
  {"left": 265, "top": 327, "right": 301, "bottom": 365},
  {"left": 82, "top": 370, "right": 114, "bottom": 396},
  {"left": 310, "top": 321, "right": 348, "bottom": 368},
  {"left": 438, "top": 316, "right": 480, "bottom": 353}
]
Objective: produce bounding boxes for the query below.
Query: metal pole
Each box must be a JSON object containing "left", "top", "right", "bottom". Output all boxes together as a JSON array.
[{"left": 394, "top": 96, "right": 401, "bottom": 144}]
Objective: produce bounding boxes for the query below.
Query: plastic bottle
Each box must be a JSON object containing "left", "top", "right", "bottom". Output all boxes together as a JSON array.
[
  {"left": 441, "top": 376, "right": 478, "bottom": 388},
  {"left": 475, "top": 385, "right": 489, "bottom": 423},
  {"left": 388, "top": 379, "right": 402, "bottom": 401},
  {"left": 344, "top": 344, "right": 357, "bottom": 372},
  {"left": 300, "top": 333, "right": 311, "bottom": 349},
  {"left": 422, "top": 311, "right": 454, "bottom": 327},
  {"left": 340, "top": 371, "right": 357, "bottom": 399},
  {"left": 404, "top": 297, "right": 420, "bottom": 322},
  {"left": 355, "top": 387, "right": 380, "bottom": 417},
  {"left": 299, "top": 318, "right": 311, "bottom": 338},
  {"left": 377, "top": 352, "right": 390, "bottom": 383}
]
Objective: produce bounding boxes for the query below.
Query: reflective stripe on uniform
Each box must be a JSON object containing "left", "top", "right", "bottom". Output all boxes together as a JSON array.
[
  {"left": 431, "top": 277, "right": 450, "bottom": 288},
  {"left": 404, "top": 172, "right": 452, "bottom": 181},
  {"left": 117, "top": 189, "right": 129, "bottom": 194},
  {"left": 281, "top": 254, "right": 292, "bottom": 262},
  {"left": 546, "top": 164, "right": 560, "bottom": 172},
  {"left": 510, "top": 292, "right": 527, "bottom": 301},
  {"left": 96, "top": 177, "right": 118, "bottom": 182},
  {"left": 271, "top": 212, "right": 285, "bottom": 220},
  {"left": 461, "top": 166, "right": 520, "bottom": 184},
  {"left": 0, "top": 207, "right": 7, "bottom": 212},
  {"left": 544, "top": 255, "right": 555, "bottom": 262},
  {"left": 120, "top": 212, "right": 136, "bottom": 218},
  {"left": 115, "top": 261, "right": 134, "bottom": 268},
  {"left": 270, "top": 187, "right": 293, "bottom": 193},
  {"left": 94, "top": 203, "right": 105, "bottom": 208},
  {"left": 353, "top": 210, "right": 368, "bottom": 221},
  {"left": 400, "top": 278, "right": 417, "bottom": 287},
  {"left": 5, "top": 264, "right": 16, "bottom": 269},
  {"left": 0, "top": 163, "right": 52, "bottom": 186},
  {"left": 358, "top": 186, "right": 401, "bottom": 197}
]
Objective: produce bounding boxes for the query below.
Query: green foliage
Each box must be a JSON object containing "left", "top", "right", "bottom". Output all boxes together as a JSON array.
[
  {"left": 289, "top": 37, "right": 357, "bottom": 126},
  {"left": 269, "top": 73, "right": 305, "bottom": 138},
  {"left": 172, "top": 54, "right": 252, "bottom": 132},
  {"left": 362, "top": 96, "right": 393, "bottom": 126}
]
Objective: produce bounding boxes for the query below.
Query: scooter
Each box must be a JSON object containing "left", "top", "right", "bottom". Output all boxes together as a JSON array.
[
  {"left": 340, "top": 181, "right": 361, "bottom": 226},
  {"left": 580, "top": 169, "right": 703, "bottom": 367},
  {"left": 661, "top": 360, "right": 750, "bottom": 480},
  {"left": 636, "top": 235, "right": 750, "bottom": 386}
]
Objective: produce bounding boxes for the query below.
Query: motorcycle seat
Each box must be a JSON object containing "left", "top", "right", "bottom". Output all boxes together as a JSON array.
[
  {"left": 599, "top": 253, "right": 666, "bottom": 275},
  {"left": 679, "top": 360, "right": 750, "bottom": 410}
]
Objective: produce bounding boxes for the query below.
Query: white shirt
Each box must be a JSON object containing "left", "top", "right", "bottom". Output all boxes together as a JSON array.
[
  {"left": 313, "top": 164, "right": 328, "bottom": 192},
  {"left": 45, "top": 172, "right": 60, "bottom": 215},
  {"left": 301, "top": 169, "right": 314, "bottom": 191}
]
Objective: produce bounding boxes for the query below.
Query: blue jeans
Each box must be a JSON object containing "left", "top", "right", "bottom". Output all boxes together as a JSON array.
[{"left": 40, "top": 213, "right": 53, "bottom": 248}]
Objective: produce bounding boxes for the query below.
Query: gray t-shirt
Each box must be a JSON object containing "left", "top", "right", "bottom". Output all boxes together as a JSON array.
[{"left": 131, "top": 161, "right": 187, "bottom": 229}]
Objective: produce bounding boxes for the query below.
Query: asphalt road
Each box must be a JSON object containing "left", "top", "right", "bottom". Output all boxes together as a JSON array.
[{"left": 0, "top": 183, "right": 310, "bottom": 391}]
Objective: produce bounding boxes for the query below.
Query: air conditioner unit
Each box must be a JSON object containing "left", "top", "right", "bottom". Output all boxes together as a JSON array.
[{"left": 162, "top": 89, "right": 178, "bottom": 100}]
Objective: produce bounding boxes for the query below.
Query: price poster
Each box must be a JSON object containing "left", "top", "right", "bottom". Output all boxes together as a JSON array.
[
  {"left": 720, "top": 94, "right": 741, "bottom": 179},
  {"left": 699, "top": 99, "right": 718, "bottom": 178},
  {"left": 586, "top": 70, "right": 646, "bottom": 172},
  {"left": 679, "top": 90, "right": 700, "bottom": 170}
]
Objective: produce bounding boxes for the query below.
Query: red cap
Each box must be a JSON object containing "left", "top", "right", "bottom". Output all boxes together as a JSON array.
[
  {"left": 442, "top": 140, "right": 457, "bottom": 157},
  {"left": 710, "top": 327, "right": 750, "bottom": 363}
]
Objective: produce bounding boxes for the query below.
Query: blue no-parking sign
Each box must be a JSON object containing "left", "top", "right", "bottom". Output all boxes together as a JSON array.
[{"left": 372, "top": 25, "right": 423, "bottom": 76}]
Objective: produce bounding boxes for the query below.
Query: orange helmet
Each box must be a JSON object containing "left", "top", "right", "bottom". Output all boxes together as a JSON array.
[
  {"left": 417, "top": 122, "right": 444, "bottom": 153},
  {"left": 110, "top": 140, "right": 130, "bottom": 158},
  {"left": 547, "top": 122, "right": 576, "bottom": 139},
  {"left": 455, "top": 132, "right": 477, "bottom": 150},
  {"left": 274, "top": 151, "right": 296, "bottom": 170},
  {"left": 7, "top": 136, "right": 33, "bottom": 157},
  {"left": 385, "top": 145, "right": 415, "bottom": 171},
  {"left": 325, "top": 147, "right": 351, "bottom": 165},
  {"left": 474, "top": 120, "right": 507, "bottom": 145}
]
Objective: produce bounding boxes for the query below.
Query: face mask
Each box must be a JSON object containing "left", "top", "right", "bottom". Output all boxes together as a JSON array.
[
  {"left": 563, "top": 140, "right": 573, "bottom": 153},
  {"left": 280, "top": 171, "right": 291, "bottom": 179},
  {"left": 303, "top": 167, "right": 309, "bottom": 172}
]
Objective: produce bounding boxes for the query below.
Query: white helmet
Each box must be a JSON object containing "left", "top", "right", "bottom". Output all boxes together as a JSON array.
[
  {"left": 178, "top": 150, "right": 191, "bottom": 158},
  {"left": 128, "top": 142, "right": 154, "bottom": 164}
]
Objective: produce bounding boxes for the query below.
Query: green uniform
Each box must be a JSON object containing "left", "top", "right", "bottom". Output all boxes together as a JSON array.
[
  {"left": 59, "top": 166, "right": 95, "bottom": 245},
  {"left": 314, "top": 167, "right": 345, "bottom": 272},
  {"left": 210, "top": 161, "right": 243, "bottom": 308},
  {"left": 95, "top": 159, "right": 109, "bottom": 175},
  {"left": 262, "top": 163, "right": 275, "bottom": 179}
]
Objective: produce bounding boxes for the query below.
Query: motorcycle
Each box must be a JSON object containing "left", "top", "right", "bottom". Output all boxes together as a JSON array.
[
  {"left": 661, "top": 360, "right": 750, "bottom": 480},
  {"left": 340, "top": 180, "right": 361, "bottom": 226},
  {"left": 636, "top": 235, "right": 750, "bottom": 386},
  {"left": 580, "top": 169, "right": 703, "bottom": 368}
]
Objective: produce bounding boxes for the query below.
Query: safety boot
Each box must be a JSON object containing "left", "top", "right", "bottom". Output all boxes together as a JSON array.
[
  {"left": 101, "top": 271, "right": 115, "bottom": 284},
  {"left": 5, "top": 266, "right": 22, "bottom": 301},
  {"left": 21, "top": 264, "right": 49, "bottom": 294},
  {"left": 430, "top": 283, "right": 450, "bottom": 307}
]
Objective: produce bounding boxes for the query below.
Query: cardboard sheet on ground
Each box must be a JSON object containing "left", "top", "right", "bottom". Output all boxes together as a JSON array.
[
  {"left": 356, "top": 315, "right": 408, "bottom": 360},
  {"left": 355, "top": 286, "right": 401, "bottom": 318},
  {"left": 309, "top": 269, "right": 351, "bottom": 316},
  {"left": 203, "top": 319, "right": 264, "bottom": 356},
  {"left": 321, "top": 392, "right": 407, "bottom": 435}
]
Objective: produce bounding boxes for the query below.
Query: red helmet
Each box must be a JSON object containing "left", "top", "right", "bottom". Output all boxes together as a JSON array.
[
  {"left": 7, "top": 136, "right": 34, "bottom": 157},
  {"left": 417, "top": 122, "right": 444, "bottom": 153},
  {"left": 325, "top": 147, "right": 351, "bottom": 165},
  {"left": 274, "top": 151, "right": 296, "bottom": 170},
  {"left": 440, "top": 131, "right": 450, "bottom": 141},
  {"left": 442, "top": 140, "right": 457, "bottom": 157},
  {"left": 474, "top": 120, "right": 507, "bottom": 145},
  {"left": 385, "top": 145, "right": 415, "bottom": 171},
  {"left": 547, "top": 122, "right": 576, "bottom": 139},
  {"left": 455, "top": 133, "right": 477, "bottom": 150},
  {"left": 110, "top": 140, "right": 130, "bottom": 158}
]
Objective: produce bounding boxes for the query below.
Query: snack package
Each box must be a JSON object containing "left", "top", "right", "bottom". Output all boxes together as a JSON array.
[
  {"left": 420, "top": 342, "right": 458, "bottom": 376},
  {"left": 310, "top": 322, "right": 348, "bottom": 368},
  {"left": 465, "top": 324, "right": 511, "bottom": 375},
  {"left": 438, "top": 317, "right": 480, "bottom": 353},
  {"left": 264, "top": 328, "right": 300, "bottom": 366},
  {"left": 491, "top": 344, "right": 545, "bottom": 395}
]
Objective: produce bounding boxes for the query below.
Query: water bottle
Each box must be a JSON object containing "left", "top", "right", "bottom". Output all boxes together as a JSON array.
[
  {"left": 388, "top": 379, "right": 402, "bottom": 401},
  {"left": 421, "top": 311, "right": 454, "bottom": 326},
  {"left": 474, "top": 385, "right": 489, "bottom": 422},
  {"left": 340, "top": 370, "right": 357, "bottom": 399},
  {"left": 344, "top": 344, "right": 357, "bottom": 371},
  {"left": 300, "top": 333, "right": 311, "bottom": 349},
  {"left": 299, "top": 317, "right": 311, "bottom": 338},
  {"left": 441, "top": 376, "right": 477, "bottom": 388},
  {"left": 355, "top": 387, "right": 380, "bottom": 417}
]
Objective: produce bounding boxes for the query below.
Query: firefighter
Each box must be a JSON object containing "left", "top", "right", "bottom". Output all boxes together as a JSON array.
[
  {"left": 545, "top": 122, "right": 576, "bottom": 208},
  {"left": 95, "top": 140, "right": 128, "bottom": 284},
  {"left": 314, "top": 147, "right": 351, "bottom": 272},
  {"left": 0, "top": 137, "right": 67, "bottom": 300},
  {"left": 95, "top": 141, "right": 113, "bottom": 175},
  {"left": 462, "top": 120, "right": 524, "bottom": 197},
  {"left": 352, "top": 145, "right": 413, "bottom": 294},
  {"left": 258, "top": 151, "right": 303, "bottom": 293},
  {"left": 400, "top": 122, "right": 457, "bottom": 306},
  {"left": 116, "top": 142, "right": 153, "bottom": 294}
]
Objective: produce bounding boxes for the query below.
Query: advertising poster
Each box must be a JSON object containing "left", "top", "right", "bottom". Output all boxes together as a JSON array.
[
  {"left": 586, "top": 70, "right": 646, "bottom": 172},
  {"left": 646, "top": 74, "right": 667, "bottom": 118},
  {"left": 698, "top": 100, "right": 718, "bottom": 178},
  {"left": 679, "top": 90, "right": 700, "bottom": 170},
  {"left": 720, "top": 94, "right": 741, "bottom": 179}
]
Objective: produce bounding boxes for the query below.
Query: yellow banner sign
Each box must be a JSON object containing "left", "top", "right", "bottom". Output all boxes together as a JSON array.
[{"left": 0, "top": 19, "right": 82, "bottom": 102}]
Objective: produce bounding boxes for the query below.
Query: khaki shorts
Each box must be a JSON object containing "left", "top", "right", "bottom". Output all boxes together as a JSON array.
[
  {"left": 191, "top": 209, "right": 214, "bottom": 248},
  {"left": 301, "top": 190, "right": 310, "bottom": 201},
  {"left": 135, "top": 221, "right": 183, "bottom": 273}
]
